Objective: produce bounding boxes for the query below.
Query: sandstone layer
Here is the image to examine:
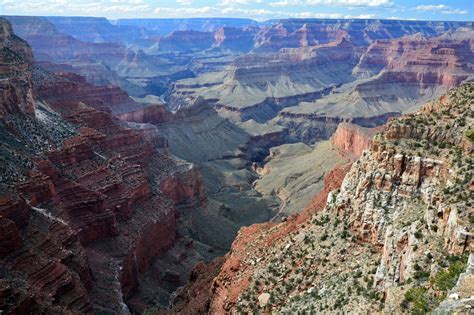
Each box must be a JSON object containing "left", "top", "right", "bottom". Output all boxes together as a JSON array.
[
  {"left": 0, "top": 18, "right": 207, "bottom": 313},
  {"left": 171, "top": 83, "right": 474, "bottom": 314}
]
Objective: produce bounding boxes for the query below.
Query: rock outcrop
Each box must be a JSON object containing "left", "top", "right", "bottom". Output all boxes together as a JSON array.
[
  {"left": 0, "top": 18, "right": 208, "bottom": 313},
  {"left": 2, "top": 15, "right": 474, "bottom": 314},
  {"left": 171, "top": 83, "right": 473, "bottom": 314},
  {"left": 147, "top": 30, "right": 214, "bottom": 54},
  {"left": 331, "top": 122, "right": 381, "bottom": 157},
  {"left": 171, "top": 161, "right": 352, "bottom": 314},
  {"left": 356, "top": 30, "right": 474, "bottom": 87},
  {"left": 254, "top": 19, "right": 473, "bottom": 51},
  {"left": 213, "top": 27, "right": 255, "bottom": 52},
  {"left": 114, "top": 17, "right": 258, "bottom": 36},
  {"left": 0, "top": 17, "right": 35, "bottom": 117}
]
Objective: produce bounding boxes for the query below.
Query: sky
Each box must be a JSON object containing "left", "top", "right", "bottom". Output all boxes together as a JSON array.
[{"left": 1, "top": 0, "right": 473, "bottom": 21}]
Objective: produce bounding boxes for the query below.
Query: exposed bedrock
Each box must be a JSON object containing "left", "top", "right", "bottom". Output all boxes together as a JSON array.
[
  {"left": 160, "top": 165, "right": 207, "bottom": 207},
  {"left": 213, "top": 27, "right": 255, "bottom": 52},
  {"left": 170, "top": 83, "right": 473, "bottom": 314},
  {"left": 170, "top": 162, "right": 352, "bottom": 314},
  {"left": 215, "top": 86, "right": 336, "bottom": 124},
  {"left": 0, "top": 18, "right": 212, "bottom": 312},
  {"left": 245, "top": 129, "right": 290, "bottom": 163},
  {"left": 331, "top": 122, "right": 382, "bottom": 157},
  {"left": 0, "top": 195, "right": 94, "bottom": 313},
  {"left": 35, "top": 71, "right": 140, "bottom": 114},
  {"left": 0, "top": 18, "right": 35, "bottom": 117},
  {"left": 6, "top": 16, "right": 126, "bottom": 63},
  {"left": 117, "top": 104, "right": 171, "bottom": 124},
  {"left": 356, "top": 31, "right": 474, "bottom": 83},
  {"left": 146, "top": 30, "right": 214, "bottom": 54},
  {"left": 254, "top": 19, "right": 473, "bottom": 51},
  {"left": 120, "top": 206, "right": 177, "bottom": 298},
  {"left": 275, "top": 111, "right": 398, "bottom": 144}
]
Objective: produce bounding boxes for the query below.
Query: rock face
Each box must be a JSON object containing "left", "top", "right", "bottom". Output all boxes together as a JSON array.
[
  {"left": 114, "top": 17, "right": 258, "bottom": 36},
  {"left": 0, "top": 17, "right": 35, "bottom": 117},
  {"left": 147, "top": 30, "right": 215, "bottom": 53},
  {"left": 331, "top": 122, "right": 381, "bottom": 157},
  {"left": 213, "top": 27, "right": 255, "bottom": 52},
  {"left": 435, "top": 254, "right": 474, "bottom": 312},
  {"left": 44, "top": 16, "right": 145, "bottom": 45},
  {"left": 35, "top": 71, "right": 137, "bottom": 114},
  {"left": 169, "top": 26, "right": 473, "bottom": 148},
  {"left": 7, "top": 16, "right": 126, "bottom": 63},
  {"left": 4, "top": 16, "right": 174, "bottom": 98},
  {"left": 254, "top": 19, "right": 474, "bottom": 51},
  {"left": 356, "top": 30, "right": 474, "bottom": 87},
  {"left": 0, "top": 18, "right": 208, "bottom": 313},
  {"left": 171, "top": 161, "right": 352, "bottom": 314},
  {"left": 171, "top": 83, "right": 473, "bottom": 314},
  {"left": 116, "top": 104, "right": 171, "bottom": 124},
  {"left": 160, "top": 165, "right": 207, "bottom": 207},
  {"left": 168, "top": 37, "right": 361, "bottom": 119},
  {"left": 2, "top": 15, "right": 474, "bottom": 314},
  {"left": 0, "top": 196, "right": 93, "bottom": 314}
]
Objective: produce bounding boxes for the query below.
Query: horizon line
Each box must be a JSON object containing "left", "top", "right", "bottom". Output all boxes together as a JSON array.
[{"left": 2, "top": 14, "right": 473, "bottom": 23}]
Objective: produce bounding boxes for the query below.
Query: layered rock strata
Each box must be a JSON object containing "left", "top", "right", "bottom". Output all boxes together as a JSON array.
[
  {"left": 171, "top": 83, "right": 474, "bottom": 314},
  {"left": 0, "top": 18, "right": 207, "bottom": 313}
]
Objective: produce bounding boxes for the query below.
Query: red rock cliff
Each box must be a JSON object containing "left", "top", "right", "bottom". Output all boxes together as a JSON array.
[{"left": 331, "top": 122, "right": 381, "bottom": 157}]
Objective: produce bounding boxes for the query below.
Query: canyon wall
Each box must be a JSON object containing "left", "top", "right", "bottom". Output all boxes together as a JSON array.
[
  {"left": 331, "top": 122, "right": 381, "bottom": 157},
  {"left": 0, "top": 18, "right": 208, "bottom": 313},
  {"left": 0, "top": 18, "right": 35, "bottom": 117},
  {"left": 171, "top": 83, "right": 474, "bottom": 314}
]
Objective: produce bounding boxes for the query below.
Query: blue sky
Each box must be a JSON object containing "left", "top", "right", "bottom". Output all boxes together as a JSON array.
[{"left": 1, "top": 0, "right": 473, "bottom": 21}]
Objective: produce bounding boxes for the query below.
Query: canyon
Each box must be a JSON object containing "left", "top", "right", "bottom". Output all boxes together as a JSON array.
[
  {"left": 0, "top": 14, "right": 473, "bottom": 314},
  {"left": 172, "top": 82, "right": 474, "bottom": 314}
]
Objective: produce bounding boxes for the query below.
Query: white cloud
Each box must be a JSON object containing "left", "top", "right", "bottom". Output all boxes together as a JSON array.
[
  {"left": 153, "top": 6, "right": 214, "bottom": 16},
  {"left": 416, "top": 4, "right": 468, "bottom": 15},
  {"left": 345, "top": 14, "right": 377, "bottom": 19},
  {"left": 218, "top": 0, "right": 262, "bottom": 5},
  {"left": 1, "top": 0, "right": 152, "bottom": 16},
  {"left": 176, "top": 0, "right": 193, "bottom": 5},
  {"left": 270, "top": 0, "right": 393, "bottom": 8},
  {"left": 150, "top": 5, "right": 346, "bottom": 20},
  {"left": 387, "top": 16, "right": 418, "bottom": 21},
  {"left": 289, "top": 12, "right": 343, "bottom": 18}
]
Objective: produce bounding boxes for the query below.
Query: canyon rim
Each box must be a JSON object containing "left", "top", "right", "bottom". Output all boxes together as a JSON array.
[{"left": 0, "top": 1, "right": 473, "bottom": 314}]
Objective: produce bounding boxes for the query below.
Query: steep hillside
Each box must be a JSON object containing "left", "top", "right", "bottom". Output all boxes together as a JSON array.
[
  {"left": 44, "top": 16, "right": 146, "bottom": 44},
  {"left": 4, "top": 16, "right": 196, "bottom": 97},
  {"left": 2, "top": 15, "right": 474, "bottom": 314},
  {"left": 167, "top": 37, "right": 361, "bottom": 113},
  {"left": 171, "top": 82, "right": 473, "bottom": 314},
  {"left": 0, "top": 18, "right": 207, "bottom": 313}
]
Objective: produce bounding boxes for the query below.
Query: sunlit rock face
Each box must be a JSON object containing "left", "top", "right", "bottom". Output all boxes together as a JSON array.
[
  {"left": 0, "top": 14, "right": 473, "bottom": 314},
  {"left": 171, "top": 83, "right": 473, "bottom": 314}
]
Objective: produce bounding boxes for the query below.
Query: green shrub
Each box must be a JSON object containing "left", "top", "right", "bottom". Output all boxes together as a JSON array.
[
  {"left": 431, "top": 257, "right": 468, "bottom": 292},
  {"left": 403, "top": 287, "right": 430, "bottom": 314},
  {"left": 466, "top": 129, "right": 474, "bottom": 142}
]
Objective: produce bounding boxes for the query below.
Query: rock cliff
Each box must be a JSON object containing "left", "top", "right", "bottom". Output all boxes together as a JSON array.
[
  {"left": 331, "top": 122, "right": 381, "bottom": 157},
  {"left": 0, "top": 18, "right": 208, "bottom": 313},
  {"left": 146, "top": 30, "right": 214, "bottom": 54},
  {"left": 254, "top": 19, "right": 474, "bottom": 51},
  {"left": 171, "top": 82, "right": 473, "bottom": 314},
  {"left": 0, "top": 17, "right": 35, "bottom": 117},
  {"left": 213, "top": 27, "right": 255, "bottom": 52}
]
